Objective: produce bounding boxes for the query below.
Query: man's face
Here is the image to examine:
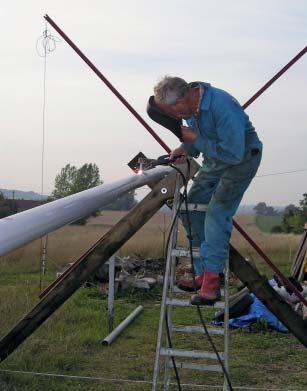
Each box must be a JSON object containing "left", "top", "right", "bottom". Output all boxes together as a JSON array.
[
  {"left": 155, "top": 96, "right": 192, "bottom": 120},
  {"left": 171, "top": 97, "right": 193, "bottom": 119}
]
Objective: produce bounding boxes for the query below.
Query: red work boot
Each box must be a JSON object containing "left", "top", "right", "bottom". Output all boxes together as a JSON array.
[
  {"left": 176, "top": 273, "right": 204, "bottom": 292},
  {"left": 190, "top": 272, "right": 221, "bottom": 306}
]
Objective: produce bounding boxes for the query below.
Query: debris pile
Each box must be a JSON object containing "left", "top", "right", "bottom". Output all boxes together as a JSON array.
[{"left": 82, "top": 255, "right": 167, "bottom": 292}]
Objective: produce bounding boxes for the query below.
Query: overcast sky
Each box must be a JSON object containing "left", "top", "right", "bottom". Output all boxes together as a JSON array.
[{"left": 1, "top": 1, "right": 306, "bottom": 205}]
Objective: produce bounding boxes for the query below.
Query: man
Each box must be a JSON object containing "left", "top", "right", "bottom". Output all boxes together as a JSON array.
[{"left": 151, "top": 76, "right": 262, "bottom": 305}]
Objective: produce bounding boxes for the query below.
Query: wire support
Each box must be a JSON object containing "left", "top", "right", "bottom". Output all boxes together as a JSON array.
[{"left": 36, "top": 28, "right": 60, "bottom": 57}]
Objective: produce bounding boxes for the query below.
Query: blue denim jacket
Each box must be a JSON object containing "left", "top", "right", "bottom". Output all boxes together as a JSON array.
[{"left": 183, "top": 83, "right": 262, "bottom": 172}]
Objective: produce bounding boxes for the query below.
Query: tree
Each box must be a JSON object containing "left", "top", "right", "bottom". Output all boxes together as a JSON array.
[
  {"left": 254, "top": 202, "right": 268, "bottom": 215},
  {"left": 254, "top": 202, "right": 277, "bottom": 216},
  {"left": 299, "top": 193, "right": 307, "bottom": 216},
  {"left": 0, "top": 192, "right": 11, "bottom": 219},
  {"left": 283, "top": 204, "right": 299, "bottom": 215},
  {"left": 51, "top": 163, "right": 103, "bottom": 224},
  {"left": 281, "top": 193, "right": 307, "bottom": 234},
  {"left": 52, "top": 163, "right": 102, "bottom": 199}
]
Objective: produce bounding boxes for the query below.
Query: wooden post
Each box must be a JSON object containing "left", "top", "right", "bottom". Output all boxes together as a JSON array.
[
  {"left": 229, "top": 245, "right": 307, "bottom": 347},
  {"left": 290, "top": 223, "right": 307, "bottom": 280},
  {"left": 0, "top": 163, "right": 198, "bottom": 363}
]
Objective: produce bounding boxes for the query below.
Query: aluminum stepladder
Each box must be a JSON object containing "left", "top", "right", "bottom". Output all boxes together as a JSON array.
[{"left": 152, "top": 176, "right": 230, "bottom": 391}]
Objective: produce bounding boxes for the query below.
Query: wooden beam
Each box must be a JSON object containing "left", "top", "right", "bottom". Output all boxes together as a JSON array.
[
  {"left": 229, "top": 245, "right": 307, "bottom": 347},
  {"left": 290, "top": 225, "right": 307, "bottom": 281},
  {"left": 0, "top": 163, "right": 198, "bottom": 363}
]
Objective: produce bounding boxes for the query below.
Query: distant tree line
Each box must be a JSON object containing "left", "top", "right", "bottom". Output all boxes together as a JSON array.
[
  {"left": 0, "top": 193, "right": 19, "bottom": 218},
  {"left": 254, "top": 194, "right": 307, "bottom": 234},
  {"left": 253, "top": 202, "right": 280, "bottom": 216}
]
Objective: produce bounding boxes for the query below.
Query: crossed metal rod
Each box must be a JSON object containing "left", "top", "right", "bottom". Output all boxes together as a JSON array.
[{"left": 44, "top": 14, "right": 307, "bottom": 306}]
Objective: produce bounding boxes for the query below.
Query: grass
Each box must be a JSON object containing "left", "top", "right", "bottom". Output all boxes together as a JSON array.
[
  {"left": 255, "top": 215, "right": 283, "bottom": 233},
  {"left": 0, "top": 212, "right": 306, "bottom": 390}
]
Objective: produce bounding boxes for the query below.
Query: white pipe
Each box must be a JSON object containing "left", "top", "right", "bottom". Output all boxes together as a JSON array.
[
  {"left": 102, "top": 305, "right": 144, "bottom": 346},
  {"left": 0, "top": 167, "right": 172, "bottom": 257}
]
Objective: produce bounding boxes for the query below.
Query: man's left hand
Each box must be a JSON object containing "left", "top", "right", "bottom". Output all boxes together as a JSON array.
[{"left": 181, "top": 126, "right": 197, "bottom": 144}]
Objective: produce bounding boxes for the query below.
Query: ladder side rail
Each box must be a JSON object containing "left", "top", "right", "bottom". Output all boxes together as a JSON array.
[{"left": 152, "top": 177, "right": 181, "bottom": 391}]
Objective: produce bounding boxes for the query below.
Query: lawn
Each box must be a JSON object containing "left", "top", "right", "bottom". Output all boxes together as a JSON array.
[{"left": 0, "top": 212, "right": 306, "bottom": 391}]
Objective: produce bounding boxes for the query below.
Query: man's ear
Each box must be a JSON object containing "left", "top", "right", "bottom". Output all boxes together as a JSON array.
[{"left": 175, "top": 97, "right": 184, "bottom": 104}]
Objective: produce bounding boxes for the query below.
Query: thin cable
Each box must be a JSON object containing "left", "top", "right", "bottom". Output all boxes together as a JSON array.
[
  {"left": 36, "top": 28, "right": 60, "bottom": 57},
  {"left": 169, "top": 162, "right": 233, "bottom": 391},
  {"left": 1, "top": 369, "right": 303, "bottom": 391},
  {"left": 36, "top": 23, "right": 60, "bottom": 291},
  {"left": 255, "top": 168, "right": 307, "bottom": 178},
  {"left": 165, "top": 312, "right": 182, "bottom": 391},
  {"left": 39, "top": 22, "right": 48, "bottom": 291}
]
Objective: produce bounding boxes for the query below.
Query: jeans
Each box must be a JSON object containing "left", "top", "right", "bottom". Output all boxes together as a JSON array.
[{"left": 181, "top": 148, "right": 262, "bottom": 274}]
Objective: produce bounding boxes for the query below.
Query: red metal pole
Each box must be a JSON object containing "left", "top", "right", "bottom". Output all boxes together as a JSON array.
[
  {"left": 233, "top": 220, "right": 307, "bottom": 306},
  {"left": 44, "top": 14, "right": 307, "bottom": 306},
  {"left": 243, "top": 46, "right": 307, "bottom": 109},
  {"left": 43, "top": 15, "right": 171, "bottom": 154}
]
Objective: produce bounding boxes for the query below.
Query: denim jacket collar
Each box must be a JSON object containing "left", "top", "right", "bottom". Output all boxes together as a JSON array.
[{"left": 199, "top": 82, "right": 212, "bottom": 111}]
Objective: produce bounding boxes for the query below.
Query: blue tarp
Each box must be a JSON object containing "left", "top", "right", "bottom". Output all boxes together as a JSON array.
[{"left": 228, "top": 294, "right": 288, "bottom": 333}]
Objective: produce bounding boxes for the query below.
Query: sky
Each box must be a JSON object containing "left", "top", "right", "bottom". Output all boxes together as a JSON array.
[{"left": 0, "top": 0, "right": 306, "bottom": 206}]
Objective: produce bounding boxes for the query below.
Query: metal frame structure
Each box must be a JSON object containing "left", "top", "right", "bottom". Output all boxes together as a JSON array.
[
  {"left": 42, "top": 13, "right": 307, "bottom": 305},
  {"left": 0, "top": 13, "right": 307, "bottom": 372}
]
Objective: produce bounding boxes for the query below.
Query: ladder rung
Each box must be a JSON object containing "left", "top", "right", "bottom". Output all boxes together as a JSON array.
[
  {"left": 167, "top": 361, "right": 223, "bottom": 372},
  {"left": 173, "top": 286, "right": 225, "bottom": 297},
  {"left": 180, "top": 203, "right": 208, "bottom": 212},
  {"left": 166, "top": 297, "right": 225, "bottom": 309},
  {"left": 160, "top": 348, "right": 224, "bottom": 360},
  {"left": 172, "top": 247, "right": 200, "bottom": 258},
  {"left": 172, "top": 325, "right": 224, "bottom": 335}
]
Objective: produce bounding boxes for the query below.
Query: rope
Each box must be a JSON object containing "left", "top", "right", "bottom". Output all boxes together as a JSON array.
[{"left": 0, "top": 369, "right": 303, "bottom": 391}]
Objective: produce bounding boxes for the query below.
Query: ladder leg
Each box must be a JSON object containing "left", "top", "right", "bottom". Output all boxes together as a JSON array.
[
  {"left": 163, "top": 245, "right": 178, "bottom": 390},
  {"left": 107, "top": 256, "right": 115, "bottom": 333},
  {"left": 152, "top": 178, "right": 181, "bottom": 391},
  {"left": 223, "top": 256, "right": 230, "bottom": 391}
]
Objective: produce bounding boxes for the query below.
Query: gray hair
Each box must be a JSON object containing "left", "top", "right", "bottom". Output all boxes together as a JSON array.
[{"left": 154, "top": 76, "right": 189, "bottom": 105}]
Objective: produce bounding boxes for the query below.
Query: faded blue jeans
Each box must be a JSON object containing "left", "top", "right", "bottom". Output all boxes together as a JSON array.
[{"left": 181, "top": 148, "right": 262, "bottom": 274}]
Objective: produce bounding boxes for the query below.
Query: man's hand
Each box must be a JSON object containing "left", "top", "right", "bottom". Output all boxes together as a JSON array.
[
  {"left": 170, "top": 146, "right": 187, "bottom": 164},
  {"left": 181, "top": 126, "right": 197, "bottom": 144}
]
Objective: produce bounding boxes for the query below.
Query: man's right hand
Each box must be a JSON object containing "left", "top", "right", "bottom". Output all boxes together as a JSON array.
[{"left": 170, "top": 146, "right": 187, "bottom": 164}]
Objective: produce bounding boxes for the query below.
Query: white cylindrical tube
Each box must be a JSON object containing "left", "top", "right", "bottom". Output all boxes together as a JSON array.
[
  {"left": 102, "top": 305, "right": 144, "bottom": 346},
  {"left": 0, "top": 167, "right": 172, "bottom": 257}
]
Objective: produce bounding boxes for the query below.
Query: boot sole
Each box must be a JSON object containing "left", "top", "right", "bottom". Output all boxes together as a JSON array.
[
  {"left": 176, "top": 283, "right": 201, "bottom": 292},
  {"left": 190, "top": 295, "right": 221, "bottom": 306}
]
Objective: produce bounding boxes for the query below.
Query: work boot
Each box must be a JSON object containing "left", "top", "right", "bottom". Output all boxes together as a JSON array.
[
  {"left": 176, "top": 273, "right": 204, "bottom": 292},
  {"left": 190, "top": 272, "right": 221, "bottom": 306}
]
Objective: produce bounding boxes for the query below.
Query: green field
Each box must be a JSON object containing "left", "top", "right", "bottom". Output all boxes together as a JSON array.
[
  {"left": 255, "top": 215, "right": 283, "bottom": 233},
  {"left": 0, "top": 213, "right": 306, "bottom": 391}
]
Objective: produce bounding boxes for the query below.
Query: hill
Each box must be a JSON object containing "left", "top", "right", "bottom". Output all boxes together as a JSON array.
[{"left": 0, "top": 188, "right": 48, "bottom": 200}]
